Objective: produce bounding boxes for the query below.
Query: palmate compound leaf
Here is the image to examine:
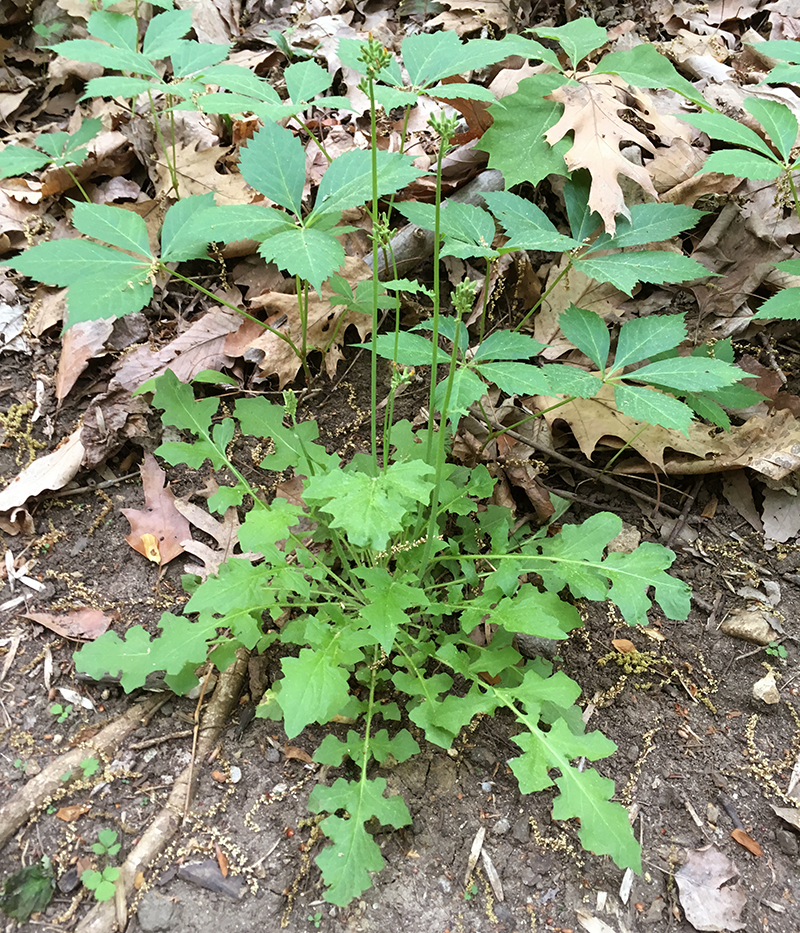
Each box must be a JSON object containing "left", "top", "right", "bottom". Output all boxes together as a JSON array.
[
  {"left": 303, "top": 460, "right": 436, "bottom": 550},
  {"left": 308, "top": 777, "right": 412, "bottom": 906},
  {"left": 0, "top": 239, "right": 153, "bottom": 328}
]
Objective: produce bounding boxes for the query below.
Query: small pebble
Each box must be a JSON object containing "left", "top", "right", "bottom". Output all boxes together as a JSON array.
[
  {"left": 265, "top": 748, "right": 280, "bottom": 763},
  {"left": 492, "top": 817, "right": 511, "bottom": 835},
  {"left": 776, "top": 829, "right": 798, "bottom": 856}
]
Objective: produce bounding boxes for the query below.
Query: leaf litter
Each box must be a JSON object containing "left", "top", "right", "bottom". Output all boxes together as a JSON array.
[{"left": 1, "top": 0, "right": 800, "bottom": 931}]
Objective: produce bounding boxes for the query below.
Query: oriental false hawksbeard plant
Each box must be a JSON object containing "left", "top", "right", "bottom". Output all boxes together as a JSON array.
[{"left": 0, "top": 13, "right": 761, "bottom": 907}]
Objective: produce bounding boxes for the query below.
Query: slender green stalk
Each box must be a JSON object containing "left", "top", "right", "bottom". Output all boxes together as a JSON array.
[
  {"left": 295, "top": 276, "right": 312, "bottom": 384},
  {"left": 148, "top": 90, "right": 180, "bottom": 198},
  {"left": 163, "top": 266, "right": 302, "bottom": 355},
  {"left": 515, "top": 258, "right": 574, "bottom": 332},
  {"left": 424, "top": 132, "right": 447, "bottom": 464},
  {"left": 291, "top": 115, "right": 333, "bottom": 162},
  {"left": 64, "top": 167, "right": 91, "bottom": 203}
]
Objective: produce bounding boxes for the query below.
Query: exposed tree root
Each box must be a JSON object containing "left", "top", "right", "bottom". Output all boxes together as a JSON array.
[
  {"left": 0, "top": 693, "right": 166, "bottom": 852},
  {"left": 75, "top": 649, "right": 249, "bottom": 933}
]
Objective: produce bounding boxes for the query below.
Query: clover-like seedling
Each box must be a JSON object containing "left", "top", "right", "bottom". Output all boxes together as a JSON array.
[
  {"left": 81, "top": 866, "right": 120, "bottom": 902},
  {"left": 92, "top": 829, "right": 121, "bottom": 859}
]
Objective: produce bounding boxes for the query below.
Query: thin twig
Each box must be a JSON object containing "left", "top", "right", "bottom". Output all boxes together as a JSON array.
[
  {"left": 44, "top": 472, "right": 142, "bottom": 500},
  {"left": 667, "top": 477, "right": 703, "bottom": 548},
  {"left": 481, "top": 417, "right": 682, "bottom": 517}
]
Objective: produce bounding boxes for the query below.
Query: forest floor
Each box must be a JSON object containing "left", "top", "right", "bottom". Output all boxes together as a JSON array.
[{"left": 1, "top": 0, "right": 799, "bottom": 932}]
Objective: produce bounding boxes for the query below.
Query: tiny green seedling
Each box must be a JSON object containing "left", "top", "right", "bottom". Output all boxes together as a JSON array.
[
  {"left": 50, "top": 702, "right": 72, "bottom": 723},
  {"left": 464, "top": 882, "right": 478, "bottom": 901},
  {"left": 12, "top": 759, "right": 28, "bottom": 774},
  {"left": 81, "top": 866, "right": 120, "bottom": 902},
  {"left": 308, "top": 911, "right": 322, "bottom": 928},
  {"left": 92, "top": 829, "right": 121, "bottom": 859},
  {"left": 765, "top": 641, "right": 787, "bottom": 659},
  {"left": 80, "top": 757, "right": 101, "bottom": 777}
]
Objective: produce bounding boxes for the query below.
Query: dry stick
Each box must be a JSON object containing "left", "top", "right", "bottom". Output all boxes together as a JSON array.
[
  {"left": 74, "top": 648, "right": 249, "bottom": 933},
  {"left": 666, "top": 476, "right": 703, "bottom": 548},
  {"left": 0, "top": 694, "right": 165, "bottom": 852},
  {"left": 483, "top": 418, "right": 682, "bottom": 517}
]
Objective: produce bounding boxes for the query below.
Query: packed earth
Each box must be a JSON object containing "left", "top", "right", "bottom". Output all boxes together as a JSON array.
[{"left": 0, "top": 0, "right": 799, "bottom": 932}]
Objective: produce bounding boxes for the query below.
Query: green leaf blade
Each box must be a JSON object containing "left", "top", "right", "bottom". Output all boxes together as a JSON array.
[
  {"left": 559, "top": 305, "right": 610, "bottom": 369},
  {"left": 577, "top": 251, "right": 710, "bottom": 294},
  {"left": 612, "top": 313, "right": 687, "bottom": 371},
  {"left": 239, "top": 121, "right": 305, "bottom": 215},
  {"left": 72, "top": 202, "right": 152, "bottom": 257},
  {"left": 477, "top": 75, "right": 570, "bottom": 188},
  {"left": 258, "top": 226, "right": 344, "bottom": 293},
  {"left": 614, "top": 383, "right": 694, "bottom": 433}
]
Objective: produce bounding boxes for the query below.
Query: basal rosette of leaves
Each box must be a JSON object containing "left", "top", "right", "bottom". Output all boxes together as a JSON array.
[{"left": 75, "top": 368, "right": 694, "bottom": 903}]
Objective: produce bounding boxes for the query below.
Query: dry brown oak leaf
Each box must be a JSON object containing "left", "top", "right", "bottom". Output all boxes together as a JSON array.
[
  {"left": 544, "top": 75, "right": 689, "bottom": 235},
  {"left": 121, "top": 453, "right": 191, "bottom": 565}
]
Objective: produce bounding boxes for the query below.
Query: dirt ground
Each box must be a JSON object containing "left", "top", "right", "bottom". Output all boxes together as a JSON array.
[{"left": 1, "top": 334, "right": 799, "bottom": 933}]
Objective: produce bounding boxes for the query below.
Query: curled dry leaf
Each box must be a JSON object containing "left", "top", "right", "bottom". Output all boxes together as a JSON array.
[
  {"left": 121, "top": 454, "right": 192, "bottom": 566},
  {"left": 24, "top": 609, "right": 111, "bottom": 641},
  {"left": 674, "top": 845, "right": 747, "bottom": 932},
  {"left": 730, "top": 827, "right": 764, "bottom": 857},
  {"left": 544, "top": 76, "right": 688, "bottom": 234},
  {"left": 0, "top": 427, "right": 84, "bottom": 520}
]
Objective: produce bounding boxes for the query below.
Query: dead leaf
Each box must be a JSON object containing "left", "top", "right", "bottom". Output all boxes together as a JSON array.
[
  {"left": 283, "top": 744, "right": 313, "bottom": 763},
  {"left": 612, "top": 638, "right": 636, "bottom": 653},
  {"left": 215, "top": 842, "right": 229, "bottom": 878},
  {"left": 56, "top": 804, "right": 91, "bottom": 822},
  {"left": 121, "top": 454, "right": 192, "bottom": 566},
  {"left": 174, "top": 493, "right": 261, "bottom": 580},
  {"left": 538, "top": 384, "right": 800, "bottom": 479},
  {"left": 24, "top": 609, "right": 111, "bottom": 641},
  {"left": 112, "top": 307, "right": 241, "bottom": 393},
  {"left": 227, "top": 257, "right": 373, "bottom": 387},
  {"left": 675, "top": 845, "right": 746, "bottom": 932},
  {"left": 545, "top": 76, "right": 689, "bottom": 234},
  {"left": 770, "top": 804, "right": 800, "bottom": 832},
  {"left": 55, "top": 317, "right": 115, "bottom": 401},
  {"left": 0, "top": 427, "right": 84, "bottom": 519},
  {"left": 730, "top": 828, "right": 764, "bottom": 856}
]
